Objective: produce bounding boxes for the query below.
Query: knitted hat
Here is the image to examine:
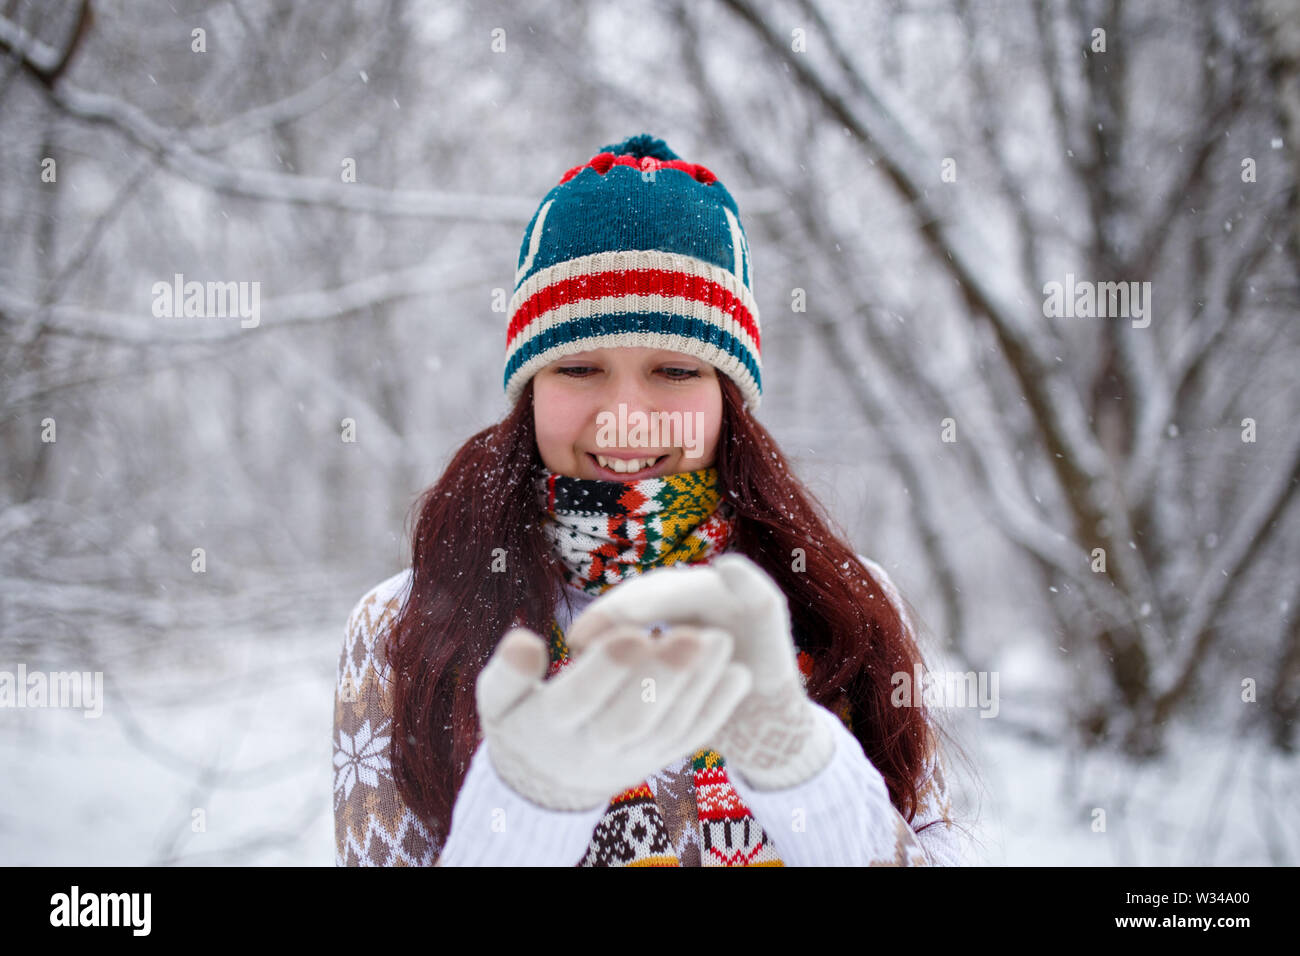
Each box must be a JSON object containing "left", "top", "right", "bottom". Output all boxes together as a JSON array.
[{"left": 503, "top": 134, "right": 762, "bottom": 411}]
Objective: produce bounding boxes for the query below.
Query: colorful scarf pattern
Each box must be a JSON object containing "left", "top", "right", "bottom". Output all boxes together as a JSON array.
[
  {"left": 535, "top": 464, "right": 849, "bottom": 866},
  {"left": 536, "top": 465, "right": 737, "bottom": 596}
]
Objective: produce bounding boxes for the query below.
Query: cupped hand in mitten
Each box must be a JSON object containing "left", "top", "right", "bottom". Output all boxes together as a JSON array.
[
  {"left": 566, "top": 553, "right": 835, "bottom": 791},
  {"left": 475, "top": 616, "right": 752, "bottom": 812}
]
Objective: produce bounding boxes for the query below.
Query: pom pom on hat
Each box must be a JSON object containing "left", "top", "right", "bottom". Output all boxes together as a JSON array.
[{"left": 598, "top": 134, "right": 681, "bottom": 161}]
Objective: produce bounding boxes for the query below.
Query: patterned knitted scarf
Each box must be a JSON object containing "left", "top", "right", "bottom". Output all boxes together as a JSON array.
[
  {"left": 535, "top": 464, "right": 737, "bottom": 595},
  {"left": 534, "top": 464, "right": 846, "bottom": 866}
]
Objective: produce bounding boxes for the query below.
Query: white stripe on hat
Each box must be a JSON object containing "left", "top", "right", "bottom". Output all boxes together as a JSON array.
[
  {"left": 515, "top": 199, "right": 554, "bottom": 288},
  {"left": 505, "top": 249, "right": 760, "bottom": 367},
  {"left": 723, "top": 206, "right": 746, "bottom": 286}
]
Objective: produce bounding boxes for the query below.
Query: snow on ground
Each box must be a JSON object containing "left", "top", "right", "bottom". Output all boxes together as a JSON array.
[
  {"left": 964, "top": 712, "right": 1300, "bottom": 866},
  {"left": 0, "top": 617, "right": 336, "bottom": 866},
  {"left": 2, "top": 609, "right": 1296, "bottom": 866}
]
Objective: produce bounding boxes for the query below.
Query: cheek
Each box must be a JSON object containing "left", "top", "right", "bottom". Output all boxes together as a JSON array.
[
  {"left": 707, "top": 389, "right": 723, "bottom": 435},
  {"left": 703, "top": 395, "right": 723, "bottom": 456},
  {"left": 668, "top": 388, "right": 722, "bottom": 457},
  {"left": 533, "top": 382, "right": 590, "bottom": 455}
]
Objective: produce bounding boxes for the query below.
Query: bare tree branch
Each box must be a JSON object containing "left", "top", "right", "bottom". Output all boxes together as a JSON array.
[
  {"left": 1152, "top": 427, "right": 1300, "bottom": 715},
  {"left": 721, "top": 0, "right": 1161, "bottom": 653}
]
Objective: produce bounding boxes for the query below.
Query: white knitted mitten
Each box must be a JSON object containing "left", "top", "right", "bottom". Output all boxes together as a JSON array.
[
  {"left": 567, "top": 554, "right": 835, "bottom": 791},
  {"left": 476, "top": 617, "right": 752, "bottom": 811}
]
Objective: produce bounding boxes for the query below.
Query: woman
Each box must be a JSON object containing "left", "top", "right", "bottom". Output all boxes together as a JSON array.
[{"left": 333, "top": 134, "right": 973, "bottom": 866}]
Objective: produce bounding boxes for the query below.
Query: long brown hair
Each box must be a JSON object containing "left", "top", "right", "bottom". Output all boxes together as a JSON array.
[{"left": 386, "top": 374, "right": 952, "bottom": 851}]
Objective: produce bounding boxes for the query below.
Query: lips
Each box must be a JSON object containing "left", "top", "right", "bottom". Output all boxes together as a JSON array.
[{"left": 587, "top": 452, "right": 670, "bottom": 479}]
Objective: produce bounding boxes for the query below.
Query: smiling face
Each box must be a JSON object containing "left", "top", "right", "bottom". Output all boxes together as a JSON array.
[{"left": 532, "top": 347, "right": 723, "bottom": 480}]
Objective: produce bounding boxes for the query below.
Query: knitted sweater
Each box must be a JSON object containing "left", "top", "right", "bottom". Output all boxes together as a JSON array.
[{"left": 333, "top": 555, "right": 970, "bottom": 866}]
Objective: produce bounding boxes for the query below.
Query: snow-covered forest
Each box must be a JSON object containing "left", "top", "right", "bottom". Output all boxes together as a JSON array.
[{"left": 1, "top": 0, "right": 1297, "bottom": 865}]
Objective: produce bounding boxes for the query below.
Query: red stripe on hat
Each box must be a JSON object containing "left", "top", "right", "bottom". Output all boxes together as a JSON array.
[
  {"left": 558, "top": 153, "right": 717, "bottom": 185},
  {"left": 506, "top": 268, "right": 759, "bottom": 352}
]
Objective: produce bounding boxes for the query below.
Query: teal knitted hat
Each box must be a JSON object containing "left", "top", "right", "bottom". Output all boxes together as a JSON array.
[{"left": 503, "top": 134, "right": 762, "bottom": 411}]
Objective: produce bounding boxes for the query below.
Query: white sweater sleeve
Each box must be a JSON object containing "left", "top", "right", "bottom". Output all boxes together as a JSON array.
[
  {"left": 727, "top": 702, "right": 969, "bottom": 866},
  {"left": 436, "top": 739, "right": 606, "bottom": 866}
]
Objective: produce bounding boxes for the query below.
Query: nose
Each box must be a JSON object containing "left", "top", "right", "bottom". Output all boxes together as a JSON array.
[
  {"left": 592, "top": 368, "right": 664, "bottom": 449},
  {"left": 601, "top": 367, "right": 658, "bottom": 419}
]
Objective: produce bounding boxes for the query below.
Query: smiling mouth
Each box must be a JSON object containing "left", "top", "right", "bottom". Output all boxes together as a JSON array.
[{"left": 587, "top": 452, "right": 669, "bottom": 477}]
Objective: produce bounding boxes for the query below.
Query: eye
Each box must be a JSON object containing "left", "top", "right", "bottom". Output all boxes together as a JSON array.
[{"left": 555, "top": 366, "right": 700, "bottom": 380}]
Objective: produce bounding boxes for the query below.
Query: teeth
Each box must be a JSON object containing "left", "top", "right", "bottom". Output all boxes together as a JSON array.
[{"left": 595, "top": 454, "right": 660, "bottom": 473}]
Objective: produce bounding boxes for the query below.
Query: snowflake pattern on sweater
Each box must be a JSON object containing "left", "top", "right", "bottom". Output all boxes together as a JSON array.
[{"left": 333, "top": 558, "right": 968, "bottom": 867}]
